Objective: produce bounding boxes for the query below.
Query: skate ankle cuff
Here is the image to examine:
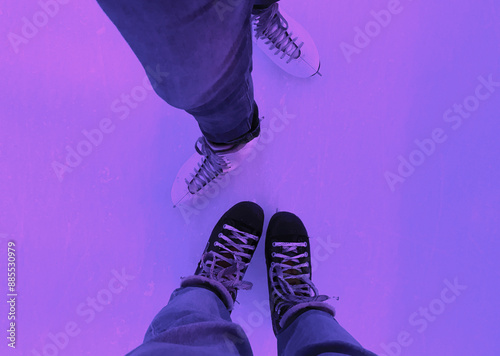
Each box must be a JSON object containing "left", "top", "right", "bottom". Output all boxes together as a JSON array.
[{"left": 252, "top": 2, "right": 279, "bottom": 15}]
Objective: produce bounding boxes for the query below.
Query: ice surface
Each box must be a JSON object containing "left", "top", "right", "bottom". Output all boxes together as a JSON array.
[{"left": 1, "top": 0, "right": 499, "bottom": 355}]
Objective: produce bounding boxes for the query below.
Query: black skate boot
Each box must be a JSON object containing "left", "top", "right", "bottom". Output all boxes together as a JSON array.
[
  {"left": 266, "top": 211, "right": 335, "bottom": 334},
  {"left": 181, "top": 201, "right": 264, "bottom": 311}
]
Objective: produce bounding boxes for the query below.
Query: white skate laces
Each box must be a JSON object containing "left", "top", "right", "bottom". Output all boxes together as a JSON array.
[
  {"left": 187, "top": 137, "right": 231, "bottom": 194},
  {"left": 269, "top": 241, "right": 330, "bottom": 315},
  {"left": 253, "top": 4, "right": 304, "bottom": 63},
  {"left": 199, "top": 224, "right": 259, "bottom": 295}
]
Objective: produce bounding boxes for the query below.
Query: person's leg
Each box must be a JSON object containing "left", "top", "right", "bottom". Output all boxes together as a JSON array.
[
  {"left": 96, "top": 0, "right": 264, "bottom": 206},
  {"left": 127, "top": 202, "right": 265, "bottom": 355},
  {"left": 265, "top": 212, "right": 377, "bottom": 356},
  {"left": 95, "top": 0, "right": 256, "bottom": 144},
  {"left": 126, "top": 285, "right": 252, "bottom": 356},
  {"left": 277, "top": 310, "right": 377, "bottom": 356}
]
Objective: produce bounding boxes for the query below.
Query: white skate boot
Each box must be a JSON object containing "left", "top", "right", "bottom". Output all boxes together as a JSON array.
[
  {"left": 171, "top": 136, "right": 258, "bottom": 208},
  {"left": 252, "top": 3, "right": 320, "bottom": 78}
]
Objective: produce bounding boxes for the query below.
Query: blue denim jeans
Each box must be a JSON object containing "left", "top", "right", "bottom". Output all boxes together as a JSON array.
[
  {"left": 126, "top": 286, "right": 378, "bottom": 356},
  {"left": 96, "top": 0, "right": 277, "bottom": 144}
]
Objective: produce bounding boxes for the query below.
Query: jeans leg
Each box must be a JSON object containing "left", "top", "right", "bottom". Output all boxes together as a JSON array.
[
  {"left": 96, "top": 0, "right": 256, "bottom": 143},
  {"left": 127, "top": 286, "right": 252, "bottom": 356},
  {"left": 277, "top": 310, "right": 378, "bottom": 356}
]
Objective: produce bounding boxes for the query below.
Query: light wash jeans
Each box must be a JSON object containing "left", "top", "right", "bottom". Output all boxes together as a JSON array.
[
  {"left": 126, "top": 286, "right": 378, "bottom": 356},
  {"left": 96, "top": 0, "right": 277, "bottom": 144}
]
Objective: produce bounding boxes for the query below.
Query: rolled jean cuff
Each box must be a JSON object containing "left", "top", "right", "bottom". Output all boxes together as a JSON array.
[
  {"left": 180, "top": 275, "right": 234, "bottom": 311},
  {"left": 280, "top": 301, "right": 336, "bottom": 330},
  {"left": 202, "top": 102, "right": 260, "bottom": 145}
]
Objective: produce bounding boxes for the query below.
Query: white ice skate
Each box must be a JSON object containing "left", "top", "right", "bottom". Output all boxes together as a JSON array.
[
  {"left": 252, "top": 3, "right": 320, "bottom": 78},
  {"left": 171, "top": 136, "right": 258, "bottom": 207}
]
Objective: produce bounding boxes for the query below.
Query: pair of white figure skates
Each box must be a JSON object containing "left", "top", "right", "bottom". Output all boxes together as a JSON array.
[{"left": 172, "top": 3, "right": 320, "bottom": 207}]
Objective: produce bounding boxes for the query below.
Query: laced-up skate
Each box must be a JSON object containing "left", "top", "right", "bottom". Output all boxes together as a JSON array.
[
  {"left": 171, "top": 125, "right": 259, "bottom": 208},
  {"left": 252, "top": 3, "right": 320, "bottom": 78},
  {"left": 181, "top": 202, "right": 264, "bottom": 310},
  {"left": 266, "top": 212, "right": 336, "bottom": 334}
]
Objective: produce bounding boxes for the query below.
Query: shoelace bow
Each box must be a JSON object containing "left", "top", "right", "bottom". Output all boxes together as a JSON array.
[
  {"left": 253, "top": 4, "right": 304, "bottom": 63},
  {"left": 187, "top": 137, "right": 230, "bottom": 193},
  {"left": 270, "top": 242, "right": 330, "bottom": 314},
  {"left": 199, "top": 224, "right": 259, "bottom": 295}
]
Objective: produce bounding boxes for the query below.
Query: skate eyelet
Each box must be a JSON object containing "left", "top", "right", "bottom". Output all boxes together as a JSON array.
[
  {"left": 271, "top": 252, "right": 276, "bottom": 257},
  {"left": 304, "top": 252, "right": 308, "bottom": 257},
  {"left": 272, "top": 242, "right": 276, "bottom": 247}
]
